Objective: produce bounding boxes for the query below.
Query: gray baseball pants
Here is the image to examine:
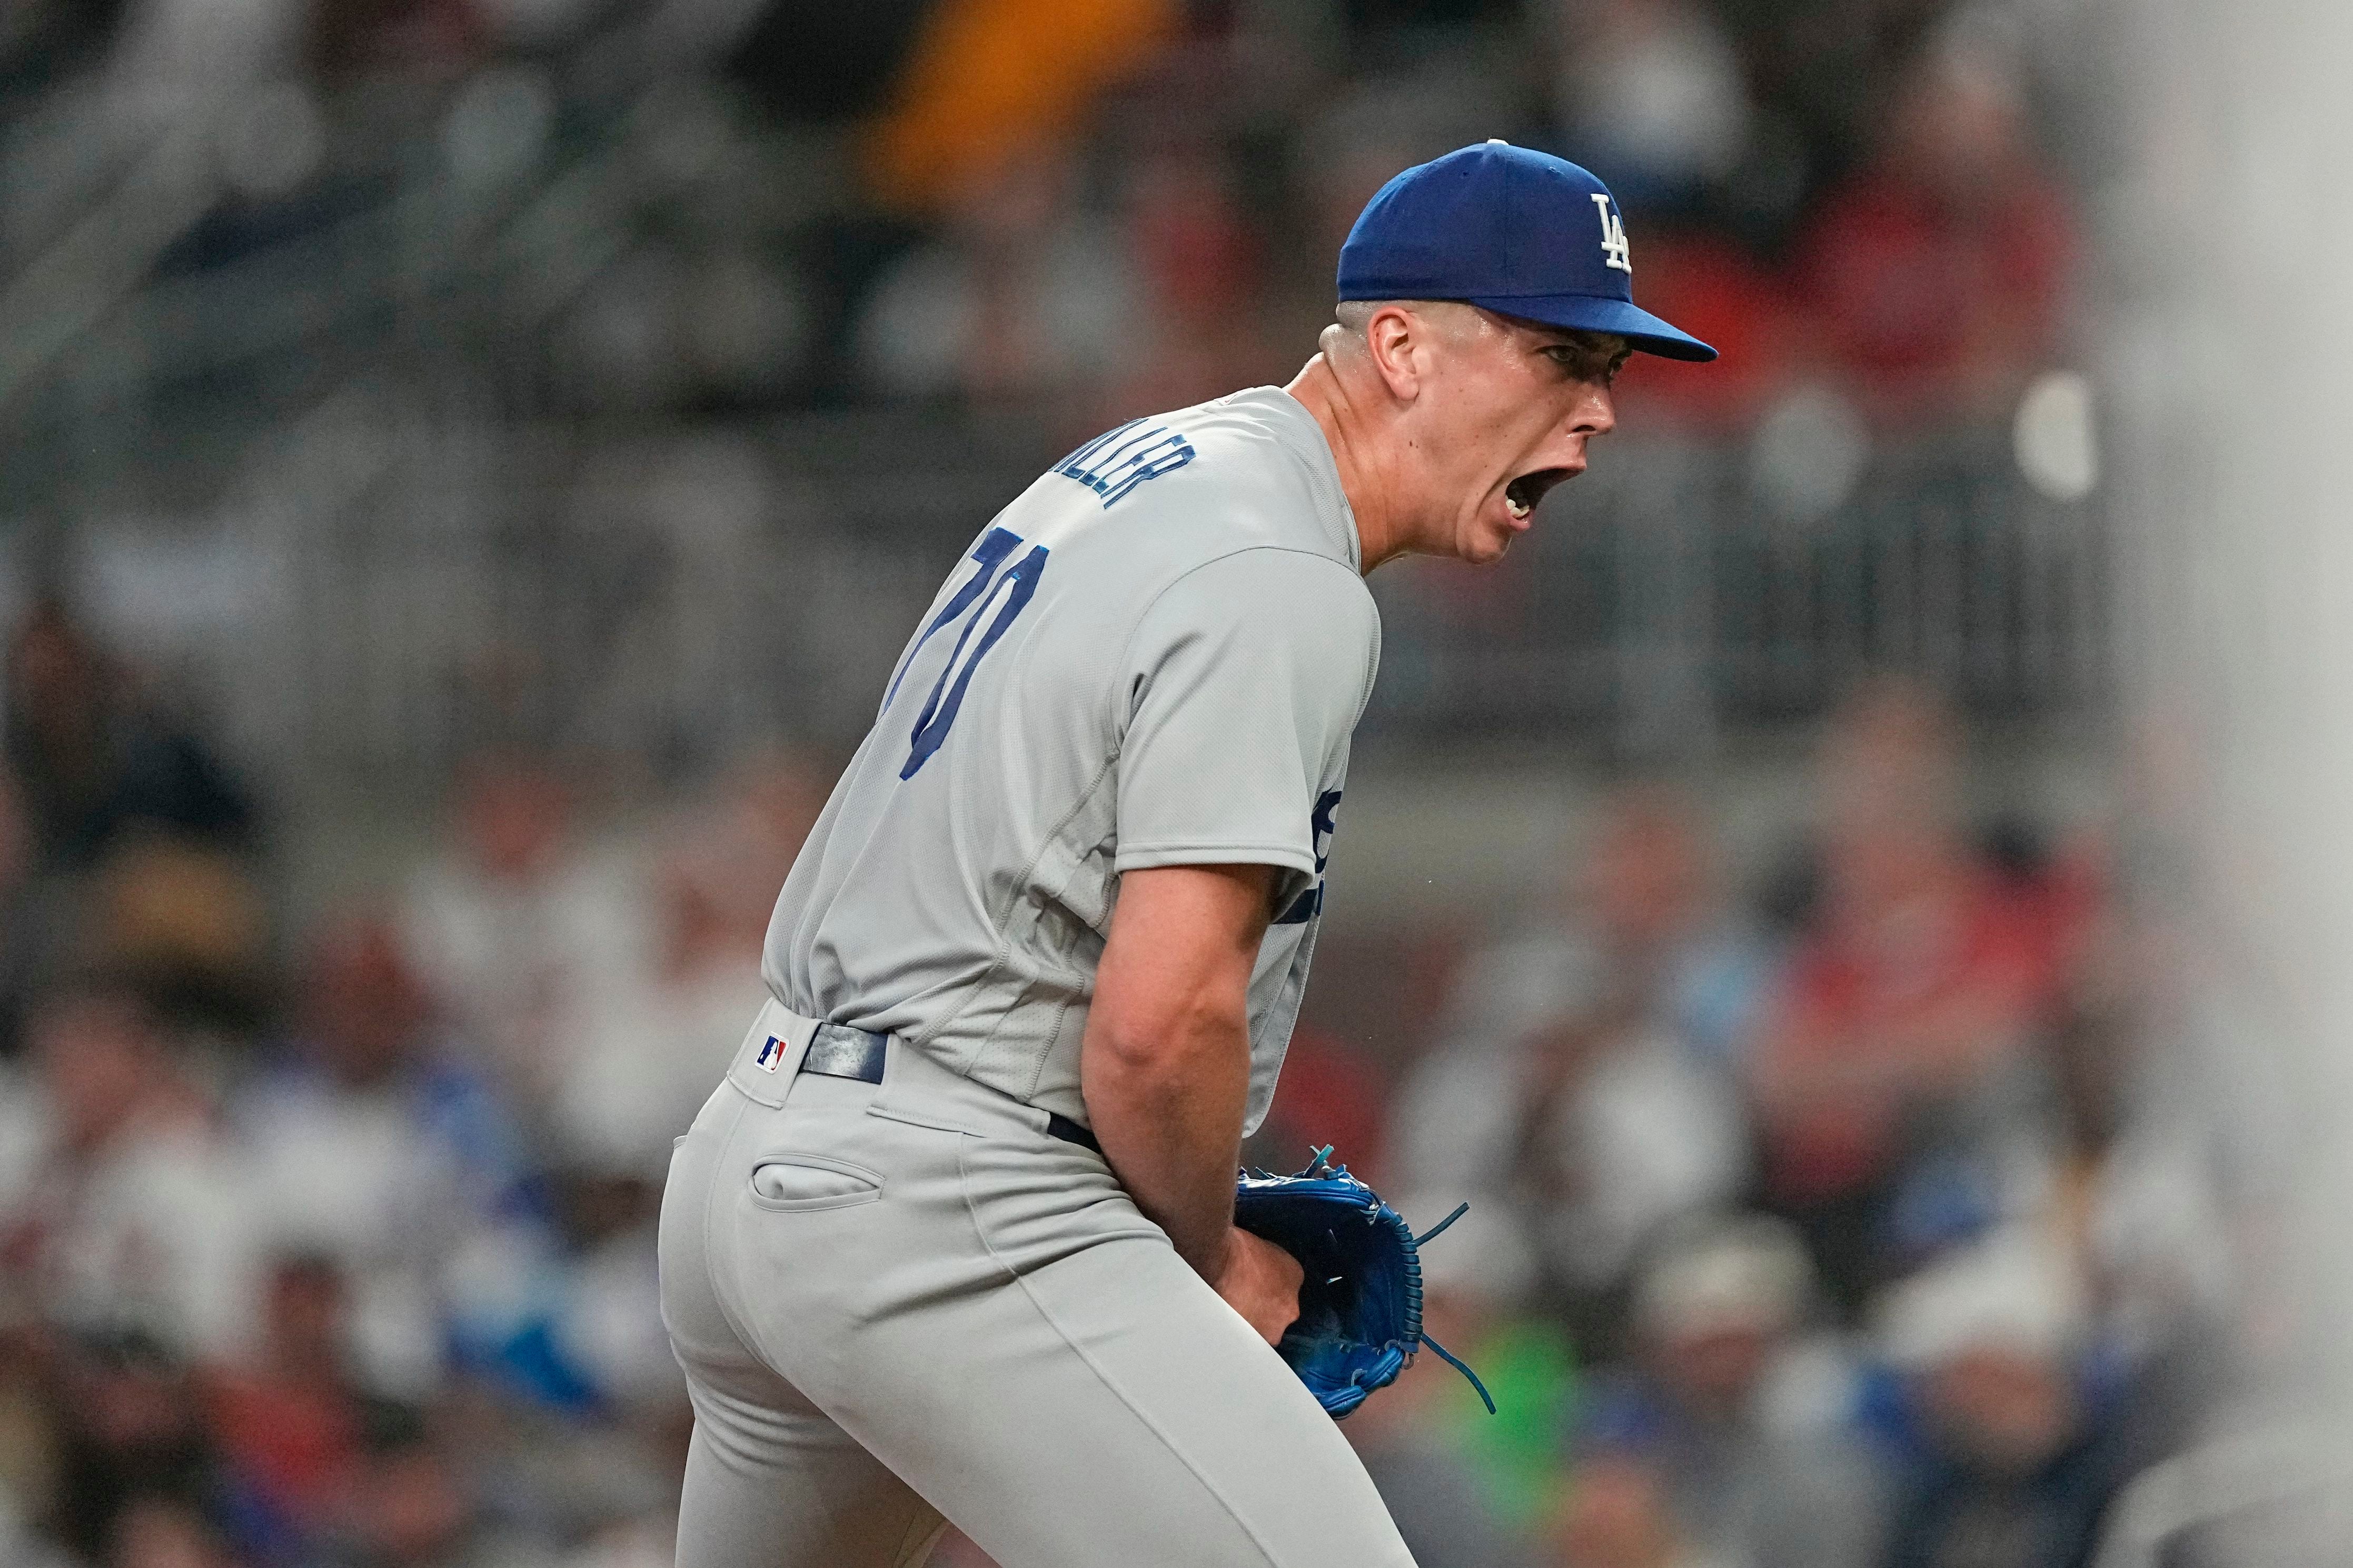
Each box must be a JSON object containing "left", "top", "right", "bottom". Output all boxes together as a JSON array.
[{"left": 659, "top": 998, "right": 1418, "bottom": 1568}]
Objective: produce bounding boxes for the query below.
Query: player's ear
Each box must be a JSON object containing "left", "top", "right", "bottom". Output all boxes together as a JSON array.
[{"left": 1361, "top": 304, "right": 1425, "bottom": 403}]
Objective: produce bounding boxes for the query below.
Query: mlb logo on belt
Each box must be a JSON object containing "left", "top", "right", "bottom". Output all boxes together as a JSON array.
[{"left": 755, "top": 1035, "right": 787, "bottom": 1073}]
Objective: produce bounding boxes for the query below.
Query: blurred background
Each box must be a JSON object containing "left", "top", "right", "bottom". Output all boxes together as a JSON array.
[{"left": 0, "top": 0, "right": 2319, "bottom": 1564}]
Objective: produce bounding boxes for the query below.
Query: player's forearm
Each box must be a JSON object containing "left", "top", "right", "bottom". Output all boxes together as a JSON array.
[
  {"left": 1081, "top": 990, "right": 1252, "bottom": 1277},
  {"left": 1078, "top": 864, "right": 1273, "bottom": 1279}
]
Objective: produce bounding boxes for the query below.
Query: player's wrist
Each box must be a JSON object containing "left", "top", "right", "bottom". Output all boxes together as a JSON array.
[
  {"left": 1212, "top": 1223, "right": 1280, "bottom": 1284},
  {"left": 1194, "top": 1222, "right": 1242, "bottom": 1285}
]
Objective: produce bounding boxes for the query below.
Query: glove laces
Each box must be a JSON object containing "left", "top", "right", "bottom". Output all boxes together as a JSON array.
[{"left": 1409, "top": 1200, "right": 1496, "bottom": 1415}]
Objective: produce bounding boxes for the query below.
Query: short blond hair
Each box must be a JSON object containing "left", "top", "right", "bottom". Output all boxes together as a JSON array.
[{"left": 1332, "top": 298, "right": 1465, "bottom": 340}]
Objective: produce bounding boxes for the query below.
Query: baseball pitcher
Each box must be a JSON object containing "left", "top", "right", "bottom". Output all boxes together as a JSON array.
[{"left": 659, "top": 142, "right": 1715, "bottom": 1568}]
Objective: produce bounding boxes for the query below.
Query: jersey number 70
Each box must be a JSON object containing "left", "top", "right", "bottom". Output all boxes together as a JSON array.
[{"left": 884, "top": 526, "right": 1050, "bottom": 778}]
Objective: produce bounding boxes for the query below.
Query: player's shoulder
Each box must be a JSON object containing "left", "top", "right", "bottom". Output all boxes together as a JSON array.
[{"left": 1146, "top": 384, "right": 1335, "bottom": 503}]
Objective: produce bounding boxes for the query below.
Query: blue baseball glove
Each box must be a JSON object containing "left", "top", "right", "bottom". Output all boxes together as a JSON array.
[{"left": 1232, "top": 1147, "right": 1494, "bottom": 1421}]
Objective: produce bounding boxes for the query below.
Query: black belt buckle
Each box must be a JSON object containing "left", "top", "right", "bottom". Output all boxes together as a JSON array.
[
  {"left": 798, "top": 1025, "right": 887, "bottom": 1084},
  {"left": 796, "top": 1024, "right": 1100, "bottom": 1155}
]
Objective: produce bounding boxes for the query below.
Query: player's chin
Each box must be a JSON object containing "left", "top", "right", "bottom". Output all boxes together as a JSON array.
[{"left": 1462, "top": 502, "right": 1527, "bottom": 564}]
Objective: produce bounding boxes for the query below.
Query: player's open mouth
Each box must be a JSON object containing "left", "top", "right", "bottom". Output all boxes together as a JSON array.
[{"left": 1503, "top": 468, "right": 1574, "bottom": 522}]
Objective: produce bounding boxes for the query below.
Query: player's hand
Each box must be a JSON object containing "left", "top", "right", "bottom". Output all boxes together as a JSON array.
[{"left": 1210, "top": 1224, "right": 1304, "bottom": 1346}]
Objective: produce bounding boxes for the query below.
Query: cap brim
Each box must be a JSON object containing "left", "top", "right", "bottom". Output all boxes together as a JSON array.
[{"left": 1462, "top": 293, "right": 1718, "bottom": 363}]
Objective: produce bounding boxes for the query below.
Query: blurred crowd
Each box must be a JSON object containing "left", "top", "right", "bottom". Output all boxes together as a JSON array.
[
  {"left": 0, "top": 0, "right": 2088, "bottom": 443},
  {"left": 0, "top": 597, "right": 821, "bottom": 1568},
  {"left": 0, "top": 603, "right": 2256, "bottom": 1568}
]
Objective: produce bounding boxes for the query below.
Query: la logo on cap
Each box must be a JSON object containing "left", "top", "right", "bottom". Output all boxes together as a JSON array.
[{"left": 1593, "top": 194, "right": 1632, "bottom": 274}]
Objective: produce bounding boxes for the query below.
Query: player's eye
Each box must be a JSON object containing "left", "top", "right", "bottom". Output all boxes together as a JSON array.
[{"left": 1544, "top": 345, "right": 1615, "bottom": 384}]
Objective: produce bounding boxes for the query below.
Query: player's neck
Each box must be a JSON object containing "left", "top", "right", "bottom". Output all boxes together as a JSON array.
[{"left": 1284, "top": 345, "right": 1412, "bottom": 575}]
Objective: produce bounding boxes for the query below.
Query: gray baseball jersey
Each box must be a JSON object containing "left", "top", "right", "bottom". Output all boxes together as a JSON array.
[{"left": 761, "top": 386, "right": 1379, "bottom": 1134}]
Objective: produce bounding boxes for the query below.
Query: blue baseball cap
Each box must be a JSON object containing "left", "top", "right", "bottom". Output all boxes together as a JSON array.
[{"left": 1337, "top": 140, "right": 1717, "bottom": 363}]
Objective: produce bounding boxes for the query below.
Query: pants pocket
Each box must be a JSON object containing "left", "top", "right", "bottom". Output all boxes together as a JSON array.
[{"left": 748, "top": 1154, "right": 886, "bottom": 1212}]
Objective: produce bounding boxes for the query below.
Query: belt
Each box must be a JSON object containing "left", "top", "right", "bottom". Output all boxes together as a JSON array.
[{"left": 798, "top": 1022, "right": 1102, "bottom": 1155}]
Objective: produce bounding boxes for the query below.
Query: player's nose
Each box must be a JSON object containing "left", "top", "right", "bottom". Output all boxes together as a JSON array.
[
  {"left": 1566, "top": 383, "right": 1616, "bottom": 440},
  {"left": 1536, "top": 386, "right": 1615, "bottom": 473}
]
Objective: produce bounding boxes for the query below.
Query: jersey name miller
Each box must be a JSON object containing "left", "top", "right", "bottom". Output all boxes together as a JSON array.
[
  {"left": 1592, "top": 192, "right": 1633, "bottom": 273},
  {"left": 1056, "top": 420, "right": 1198, "bottom": 508}
]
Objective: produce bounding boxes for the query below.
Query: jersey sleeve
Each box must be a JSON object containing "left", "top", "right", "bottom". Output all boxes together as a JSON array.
[{"left": 1113, "top": 547, "right": 1377, "bottom": 900}]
